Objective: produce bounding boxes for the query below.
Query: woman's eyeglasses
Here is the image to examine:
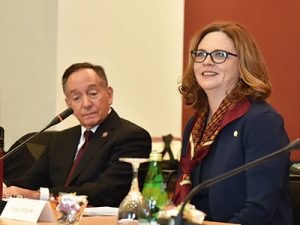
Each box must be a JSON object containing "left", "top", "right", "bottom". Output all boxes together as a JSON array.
[{"left": 191, "top": 50, "right": 237, "bottom": 64}]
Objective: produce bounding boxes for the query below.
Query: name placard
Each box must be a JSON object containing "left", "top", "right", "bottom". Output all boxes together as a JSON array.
[{"left": 0, "top": 198, "right": 55, "bottom": 223}]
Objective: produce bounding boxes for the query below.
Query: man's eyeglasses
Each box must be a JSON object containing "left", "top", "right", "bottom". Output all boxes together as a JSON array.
[{"left": 191, "top": 50, "right": 238, "bottom": 64}]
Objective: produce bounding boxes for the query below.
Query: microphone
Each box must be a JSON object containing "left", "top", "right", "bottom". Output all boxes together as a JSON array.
[
  {"left": 45, "top": 107, "right": 74, "bottom": 129},
  {"left": 172, "top": 138, "right": 300, "bottom": 225},
  {"left": 0, "top": 107, "right": 73, "bottom": 161}
]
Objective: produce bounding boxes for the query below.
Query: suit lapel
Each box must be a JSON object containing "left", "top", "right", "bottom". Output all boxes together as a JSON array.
[{"left": 68, "top": 109, "right": 121, "bottom": 184}]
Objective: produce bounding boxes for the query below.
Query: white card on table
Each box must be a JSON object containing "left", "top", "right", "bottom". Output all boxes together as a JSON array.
[{"left": 0, "top": 198, "right": 55, "bottom": 223}]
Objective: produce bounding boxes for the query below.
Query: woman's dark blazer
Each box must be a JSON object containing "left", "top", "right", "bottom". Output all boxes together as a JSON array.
[{"left": 181, "top": 100, "right": 292, "bottom": 225}]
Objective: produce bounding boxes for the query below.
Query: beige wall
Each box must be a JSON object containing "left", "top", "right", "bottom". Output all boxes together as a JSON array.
[
  {"left": 0, "top": 0, "right": 184, "bottom": 150},
  {"left": 0, "top": 0, "right": 57, "bottom": 150}
]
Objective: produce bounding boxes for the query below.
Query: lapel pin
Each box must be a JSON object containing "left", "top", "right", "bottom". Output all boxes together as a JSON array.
[
  {"left": 101, "top": 131, "right": 108, "bottom": 138},
  {"left": 233, "top": 130, "right": 238, "bottom": 137}
]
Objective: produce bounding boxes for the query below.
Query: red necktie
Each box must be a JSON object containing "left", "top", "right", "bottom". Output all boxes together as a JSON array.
[{"left": 64, "top": 130, "right": 93, "bottom": 186}]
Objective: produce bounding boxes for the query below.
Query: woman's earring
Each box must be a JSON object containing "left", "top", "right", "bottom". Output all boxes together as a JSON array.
[{"left": 237, "top": 78, "right": 243, "bottom": 88}]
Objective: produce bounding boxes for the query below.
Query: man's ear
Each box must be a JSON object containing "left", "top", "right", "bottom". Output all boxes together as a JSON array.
[{"left": 107, "top": 86, "right": 113, "bottom": 105}]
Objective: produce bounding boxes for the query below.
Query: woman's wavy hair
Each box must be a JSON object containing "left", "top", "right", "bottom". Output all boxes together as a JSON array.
[{"left": 179, "top": 21, "right": 271, "bottom": 110}]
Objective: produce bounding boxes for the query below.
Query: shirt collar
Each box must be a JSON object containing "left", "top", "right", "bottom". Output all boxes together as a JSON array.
[{"left": 81, "top": 125, "right": 98, "bottom": 135}]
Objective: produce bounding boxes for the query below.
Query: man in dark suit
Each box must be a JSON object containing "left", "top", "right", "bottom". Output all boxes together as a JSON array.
[{"left": 4, "top": 62, "right": 152, "bottom": 206}]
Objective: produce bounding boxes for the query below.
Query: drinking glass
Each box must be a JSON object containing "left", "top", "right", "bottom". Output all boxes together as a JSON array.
[{"left": 118, "top": 157, "right": 150, "bottom": 225}]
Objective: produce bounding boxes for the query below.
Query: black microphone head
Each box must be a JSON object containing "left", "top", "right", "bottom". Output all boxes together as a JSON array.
[
  {"left": 58, "top": 107, "right": 74, "bottom": 120},
  {"left": 46, "top": 107, "right": 74, "bottom": 129},
  {"left": 287, "top": 138, "right": 300, "bottom": 151},
  {"left": 0, "top": 127, "right": 4, "bottom": 148}
]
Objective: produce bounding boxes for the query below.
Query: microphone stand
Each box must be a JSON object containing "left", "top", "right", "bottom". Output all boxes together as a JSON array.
[
  {"left": 0, "top": 127, "right": 47, "bottom": 161},
  {"left": 172, "top": 138, "right": 300, "bottom": 225},
  {"left": 0, "top": 107, "right": 73, "bottom": 161}
]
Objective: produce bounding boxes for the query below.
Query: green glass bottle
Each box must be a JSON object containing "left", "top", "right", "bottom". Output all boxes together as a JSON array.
[{"left": 142, "top": 151, "right": 169, "bottom": 223}]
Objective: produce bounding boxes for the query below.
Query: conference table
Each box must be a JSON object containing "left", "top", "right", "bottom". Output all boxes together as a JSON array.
[{"left": 0, "top": 216, "right": 240, "bottom": 225}]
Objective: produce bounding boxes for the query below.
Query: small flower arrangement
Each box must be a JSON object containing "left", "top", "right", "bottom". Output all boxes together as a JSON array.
[{"left": 51, "top": 193, "right": 88, "bottom": 225}]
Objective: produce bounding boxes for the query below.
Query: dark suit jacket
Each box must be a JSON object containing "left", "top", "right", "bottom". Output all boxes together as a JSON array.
[
  {"left": 3, "top": 141, "right": 35, "bottom": 180},
  {"left": 181, "top": 100, "right": 292, "bottom": 225},
  {"left": 6, "top": 109, "right": 152, "bottom": 207}
]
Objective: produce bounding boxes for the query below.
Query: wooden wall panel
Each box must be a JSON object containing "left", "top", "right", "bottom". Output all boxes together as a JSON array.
[{"left": 182, "top": 0, "right": 300, "bottom": 160}]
